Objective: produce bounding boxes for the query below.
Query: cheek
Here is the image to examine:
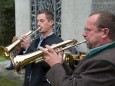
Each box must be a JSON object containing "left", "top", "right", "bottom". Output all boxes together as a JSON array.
[
  {"left": 43, "top": 22, "right": 49, "bottom": 27},
  {"left": 89, "top": 33, "right": 102, "bottom": 45},
  {"left": 86, "top": 32, "right": 97, "bottom": 42}
]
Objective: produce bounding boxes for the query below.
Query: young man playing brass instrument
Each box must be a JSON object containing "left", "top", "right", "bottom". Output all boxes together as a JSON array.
[{"left": 19, "top": 10, "right": 64, "bottom": 86}]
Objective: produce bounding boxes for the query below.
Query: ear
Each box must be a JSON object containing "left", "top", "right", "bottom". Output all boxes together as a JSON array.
[
  {"left": 102, "top": 28, "right": 109, "bottom": 38},
  {"left": 49, "top": 20, "right": 54, "bottom": 26}
]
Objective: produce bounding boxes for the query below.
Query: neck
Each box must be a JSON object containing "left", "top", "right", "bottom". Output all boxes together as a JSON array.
[
  {"left": 41, "top": 30, "right": 53, "bottom": 38},
  {"left": 102, "top": 39, "right": 112, "bottom": 45},
  {"left": 96, "top": 39, "right": 112, "bottom": 48}
]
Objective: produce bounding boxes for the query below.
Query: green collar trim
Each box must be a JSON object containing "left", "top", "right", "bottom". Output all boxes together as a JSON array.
[{"left": 87, "top": 42, "right": 115, "bottom": 58}]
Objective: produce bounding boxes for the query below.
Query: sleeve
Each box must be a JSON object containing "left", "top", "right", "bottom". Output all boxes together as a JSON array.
[
  {"left": 62, "top": 62, "right": 73, "bottom": 75},
  {"left": 46, "top": 61, "right": 115, "bottom": 86}
]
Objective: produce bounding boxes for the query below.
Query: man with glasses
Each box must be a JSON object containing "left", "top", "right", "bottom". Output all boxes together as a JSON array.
[{"left": 40, "top": 11, "right": 115, "bottom": 86}]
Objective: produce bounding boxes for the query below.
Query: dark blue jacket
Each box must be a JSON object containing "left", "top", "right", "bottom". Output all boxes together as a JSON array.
[{"left": 23, "top": 33, "right": 63, "bottom": 86}]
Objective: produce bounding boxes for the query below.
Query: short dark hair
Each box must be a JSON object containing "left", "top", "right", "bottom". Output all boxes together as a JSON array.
[
  {"left": 37, "top": 9, "right": 54, "bottom": 21},
  {"left": 90, "top": 11, "right": 115, "bottom": 40}
]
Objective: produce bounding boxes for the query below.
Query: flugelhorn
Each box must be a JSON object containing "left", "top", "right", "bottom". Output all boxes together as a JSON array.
[
  {"left": 0, "top": 27, "right": 40, "bottom": 59},
  {"left": 10, "top": 39, "right": 86, "bottom": 74}
]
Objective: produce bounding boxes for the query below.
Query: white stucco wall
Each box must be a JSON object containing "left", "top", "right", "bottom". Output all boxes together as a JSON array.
[
  {"left": 61, "top": 0, "right": 92, "bottom": 52},
  {"left": 15, "top": 0, "right": 31, "bottom": 37},
  {"left": 15, "top": 0, "right": 92, "bottom": 52}
]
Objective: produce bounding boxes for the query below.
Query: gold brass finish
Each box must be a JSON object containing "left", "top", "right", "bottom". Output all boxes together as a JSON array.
[
  {"left": 11, "top": 39, "right": 86, "bottom": 74},
  {"left": 0, "top": 28, "right": 40, "bottom": 59}
]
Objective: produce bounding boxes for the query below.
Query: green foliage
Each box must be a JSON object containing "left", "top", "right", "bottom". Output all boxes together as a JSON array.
[{"left": 0, "top": 0, "right": 15, "bottom": 46}]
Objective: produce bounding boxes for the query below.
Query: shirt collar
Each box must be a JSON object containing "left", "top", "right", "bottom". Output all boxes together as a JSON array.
[{"left": 40, "top": 32, "right": 53, "bottom": 40}]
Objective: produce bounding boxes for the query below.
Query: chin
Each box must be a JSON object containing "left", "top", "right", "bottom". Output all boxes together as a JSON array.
[
  {"left": 39, "top": 30, "right": 43, "bottom": 33},
  {"left": 86, "top": 42, "right": 92, "bottom": 49}
]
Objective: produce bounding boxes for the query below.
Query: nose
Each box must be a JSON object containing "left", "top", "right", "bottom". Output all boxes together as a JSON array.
[
  {"left": 82, "top": 31, "right": 87, "bottom": 38},
  {"left": 37, "top": 21, "right": 39, "bottom": 25},
  {"left": 82, "top": 31, "right": 86, "bottom": 37},
  {"left": 37, "top": 21, "right": 41, "bottom": 27}
]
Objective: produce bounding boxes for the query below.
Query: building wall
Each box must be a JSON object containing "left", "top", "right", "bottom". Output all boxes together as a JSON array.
[
  {"left": 61, "top": 0, "right": 92, "bottom": 52},
  {"left": 15, "top": 0, "right": 92, "bottom": 52},
  {"left": 15, "top": 0, "right": 31, "bottom": 37}
]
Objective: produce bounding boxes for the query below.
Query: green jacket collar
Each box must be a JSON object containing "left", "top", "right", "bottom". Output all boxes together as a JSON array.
[{"left": 87, "top": 41, "right": 115, "bottom": 58}]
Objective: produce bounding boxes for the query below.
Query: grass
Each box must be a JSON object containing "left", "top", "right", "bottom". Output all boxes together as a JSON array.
[
  {"left": 0, "top": 56, "right": 7, "bottom": 62},
  {"left": 0, "top": 56, "right": 22, "bottom": 86},
  {"left": 0, "top": 75, "right": 21, "bottom": 86},
  {"left": 0, "top": 57, "right": 6, "bottom": 61}
]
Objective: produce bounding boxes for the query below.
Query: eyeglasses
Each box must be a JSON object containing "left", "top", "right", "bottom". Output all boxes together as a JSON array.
[
  {"left": 84, "top": 28, "right": 93, "bottom": 32},
  {"left": 84, "top": 27, "right": 104, "bottom": 33}
]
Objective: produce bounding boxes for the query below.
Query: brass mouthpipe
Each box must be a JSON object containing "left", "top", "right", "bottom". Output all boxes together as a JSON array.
[
  {"left": 57, "top": 40, "right": 86, "bottom": 53},
  {"left": 0, "top": 28, "right": 40, "bottom": 58}
]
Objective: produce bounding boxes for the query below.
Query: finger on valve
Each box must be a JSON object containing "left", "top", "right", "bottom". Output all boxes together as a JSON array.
[{"left": 39, "top": 46, "right": 50, "bottom": 61}]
